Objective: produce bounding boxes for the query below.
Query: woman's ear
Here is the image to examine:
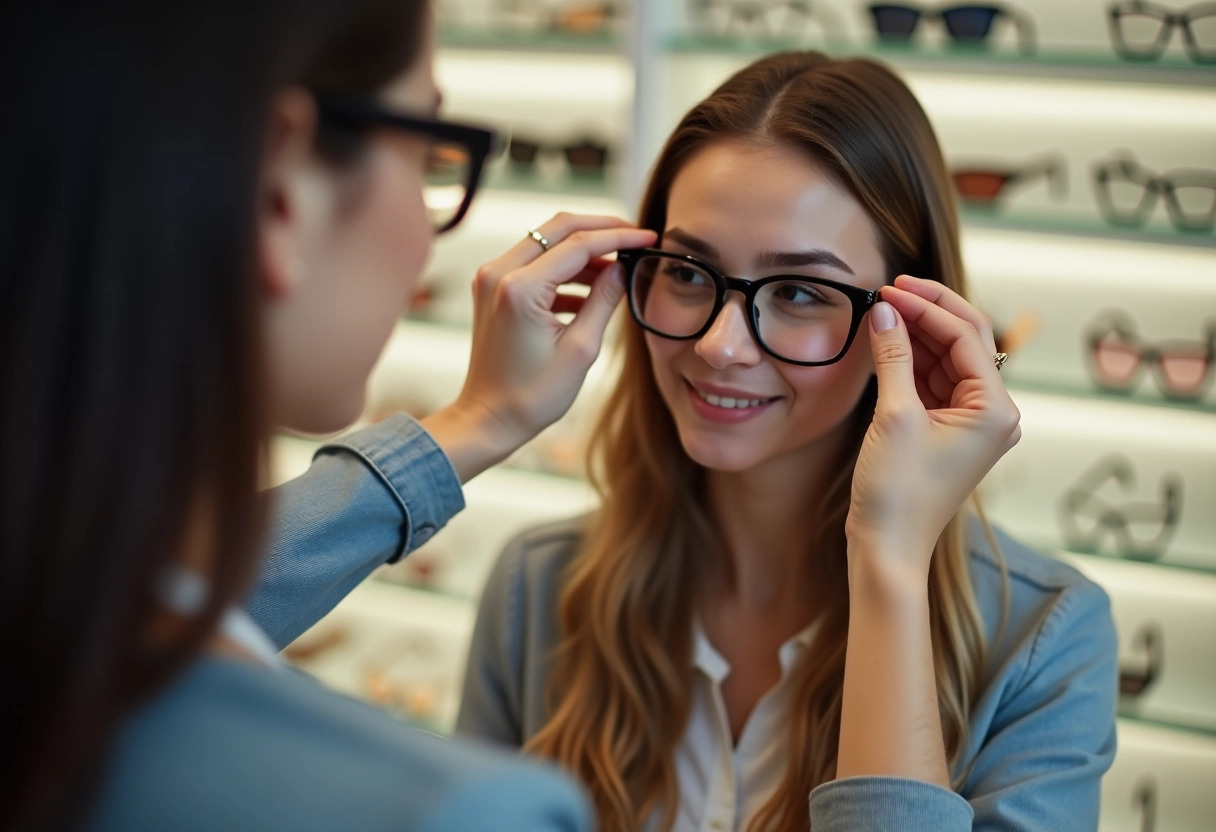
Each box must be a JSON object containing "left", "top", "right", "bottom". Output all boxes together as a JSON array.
[{"left": 256, "top": 87, "right": 323, "bottom": 300}]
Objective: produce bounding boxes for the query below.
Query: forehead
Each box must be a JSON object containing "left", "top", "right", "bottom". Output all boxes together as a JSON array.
[{"left": 665, "top": 138, "right": 887, "bottom": 285}]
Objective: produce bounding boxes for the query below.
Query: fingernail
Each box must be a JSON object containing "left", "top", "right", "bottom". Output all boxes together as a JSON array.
[{"left": 871, "top": 301, "right": 896, "bottom": 332}]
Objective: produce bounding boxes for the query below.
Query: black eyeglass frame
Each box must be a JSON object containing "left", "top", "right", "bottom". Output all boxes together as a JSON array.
[
  {"left": 312, "top": 93, "right": 500, "bottom": 234},
  {"left": 617, "top": 247, "right": 881, "bottom": 367}
]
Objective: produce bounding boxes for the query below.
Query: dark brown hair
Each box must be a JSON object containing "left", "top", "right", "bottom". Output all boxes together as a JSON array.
[{"left": 0, "top": 2, "right": 428, "bottom": 830}]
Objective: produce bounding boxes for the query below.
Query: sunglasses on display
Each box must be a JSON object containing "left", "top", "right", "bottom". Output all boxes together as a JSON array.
[
  {"left": 866, "top": 3, "right": 1036, "bottom": 51},
  {"left": 505, "top": 135, "right": 611, "bottom": 177},
  {"left": 685, "top": 0, "right": 842, "bottom": 42},
  {"left": 492, "top": 0, "right": 622, "bottom": 36},
  {"left": 1057, "top": 454, "right": 1183, "bottom": 562},
  {"left": 1118, "top": 622, "right": 1163, "bottom": 699},
  {"left": 1107, "top": 0, "right": 1216, "bottom": 63},
  {"left": 1086, "top": 310, "right": 1216, "bottom": 401},
  {"left": 951, "top": 155, "right": 1066, "bottom": 207},
  {"left": 617, "top": 248, "right": 880, "bottom": 366},
  {"left": 314, "top": 94, "right": 499, "bottom": 234},
  {"left": 1091, "top": 152, "right": 1216, "bottom": 233}
]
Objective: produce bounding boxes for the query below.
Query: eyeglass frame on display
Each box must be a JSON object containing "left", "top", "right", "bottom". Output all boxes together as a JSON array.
[
  {"left": 1118, "top": 621, "right": 1164, "bottom": 699},
  {"left": 1091, "top": 151, "right": 1216, "bottom": 233},
  {"left": 685, "top": 0, "right": 844, "bottom": 43},
  {"left": 505, "top": 134, "right": 612, "bottom": 177},
  {"left": 1085, "top": 309, "right": 1216, "bottom": 401},
  {"left": 313, "top": 93, "right": 499, "bottom": 234},
  {"left": 1106, "top": 0, "right": 1216, "bottom": 64},
  {"left": 950, "top": 154, "right": 1067, "bottom": 207},
  {"left": 1057, "top": 454, "right": 1184, "bottom": 562},
  {"left": 866, "top": 2, "right": 1037, "bottom": 53},
  {"left": 617, "top": 247, "right": 881, "bottom": 367}
]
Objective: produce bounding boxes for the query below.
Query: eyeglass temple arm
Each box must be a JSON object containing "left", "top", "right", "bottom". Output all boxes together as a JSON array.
[{"left": 1004, "top": 6, "right": 1037, "bottom": 54}]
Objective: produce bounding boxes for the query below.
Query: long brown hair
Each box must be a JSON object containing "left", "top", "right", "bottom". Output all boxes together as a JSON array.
[
  {"left": 526, "top": 51, "right": 991, "bottom": 831},
  {"left": 0, "top": 2, "right": 428, "bottom": 830}
]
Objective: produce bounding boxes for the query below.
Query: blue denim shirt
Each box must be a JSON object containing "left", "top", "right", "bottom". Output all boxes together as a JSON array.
[
  {"left": 456, "top": 517, "right": 1120, "bottom": 831},
  {"left": 86, "top": 415, "right": 590, "bottom": 832}
]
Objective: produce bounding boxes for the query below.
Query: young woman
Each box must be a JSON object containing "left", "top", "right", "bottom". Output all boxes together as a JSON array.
[
  {"left": 1, "top": 1, "right": 656, "bottom": 830},
  {"left": 456, "top": 52, "right": 1119, "bottom": 831}
]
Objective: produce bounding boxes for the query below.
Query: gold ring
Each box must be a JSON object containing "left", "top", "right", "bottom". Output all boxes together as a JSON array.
[
  {"left": 993, "top": 352, "right": 1009, "bottom": 371},
  {"left": 526, "top": 228, "right": 551, "bottom": 252}
]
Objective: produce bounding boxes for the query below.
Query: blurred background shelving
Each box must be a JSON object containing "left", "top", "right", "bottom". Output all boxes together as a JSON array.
[{"left": 275, "top": 2, "right": 1216, "bottom": 828}]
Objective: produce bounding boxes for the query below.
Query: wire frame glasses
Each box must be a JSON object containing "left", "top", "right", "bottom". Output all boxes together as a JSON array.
[
  {"left": 1091, "top": 152, "right": 1216, "bottom": 233},
  {"left": 618, "top": 248, "right": 879, "bottom": 366},
  {"left": 1058, "top": 455, "right": 1183, "bottom": 561},
  {"left": 1107, "top": 0, "right": 1216, "bottom": 63},
  {"left": 314, "top": 94, "right": 499, "bottom": 234}
]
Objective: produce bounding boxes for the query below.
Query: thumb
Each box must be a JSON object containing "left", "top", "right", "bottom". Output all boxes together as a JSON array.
[
  {"left": 868, "top": 300, "right": 918, "bottom": 411},
  {"left": 562, "top": 261, "right": 625, "bottom": 359}
]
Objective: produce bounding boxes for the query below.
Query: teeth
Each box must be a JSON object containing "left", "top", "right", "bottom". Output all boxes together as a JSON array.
[{"left": 695, "top": 389, "right": 772, "bottom": 409}]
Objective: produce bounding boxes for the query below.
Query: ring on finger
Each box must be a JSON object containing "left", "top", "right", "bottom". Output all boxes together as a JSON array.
[
  {"left": 526, "top": 228, "right": 551, "bottom": 252},
  {"left": 993, "top": 352, "right": 1009, "bottom": 371}
]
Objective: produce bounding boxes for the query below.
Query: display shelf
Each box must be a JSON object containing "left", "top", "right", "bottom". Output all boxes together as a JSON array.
[
  {"left": 1004, "top": 380, "right": 1216, "bottom": 417},
  {"left": 960, "top": 206, "right": 1216, "bottom": 249},
  {"left": 438, "top": 24, "right": 622, "bottom": 54},
  {"left": 481, "top": 166, "right": 619, "bottom": 200},
  {"left": 666, "top": 35, "right": 1216, "bottom": 88}
]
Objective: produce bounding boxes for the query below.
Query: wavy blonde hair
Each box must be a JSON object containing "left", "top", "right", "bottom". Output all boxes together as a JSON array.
[{"left": 526, "top": 52, "right": 998, "bottom": 831}]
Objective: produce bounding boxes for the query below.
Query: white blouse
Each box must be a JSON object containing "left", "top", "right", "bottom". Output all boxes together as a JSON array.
[{"left": 646, "top": 620, "right": 818, "bottom": 832}]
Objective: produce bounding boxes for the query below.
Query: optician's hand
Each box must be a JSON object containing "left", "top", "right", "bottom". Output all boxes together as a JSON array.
[
  {"left": 846, "top": 274, "right": 1022, "bottom": 579},
  {"left": 422, "top": 214, "right": 656, "bottom": 482}
]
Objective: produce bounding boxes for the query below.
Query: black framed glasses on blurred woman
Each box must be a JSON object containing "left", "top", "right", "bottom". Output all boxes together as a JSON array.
[
  {"left": 617, "top": 248, "right": 880, "bottom": 366},
  {"left": 867, "top": 2, "right": 1036, "bottom": 52},
  {"left": 686, "top": 0, "right": 844, "bottom": 43},
  {"left": 314, "top": 94, "right": 499, "bottom": 234},
  {"left": 1092, "top": 151, "right": 1216, "bottom": 233},
  {"left": 1107, "top": 0, "right": 1216, "bottom": 63},
  {"left": 951, "top": 155, "right": 1066, "bottom": 207}
]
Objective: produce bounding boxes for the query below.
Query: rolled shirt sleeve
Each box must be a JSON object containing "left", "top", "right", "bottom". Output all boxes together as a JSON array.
[{"left": 246, "top": 414, "right": 465, "bottom": 649}]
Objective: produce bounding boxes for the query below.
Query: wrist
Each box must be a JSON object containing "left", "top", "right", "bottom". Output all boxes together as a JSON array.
[
  {"left": 845, "top": 536, "right": 932, "bottom": 607},
  {"left": 420, "top": 399, "right": 530, "bottom": 484}
]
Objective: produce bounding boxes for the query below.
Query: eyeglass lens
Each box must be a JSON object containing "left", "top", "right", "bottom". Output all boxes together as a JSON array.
[
  {"left": 423, "top": 141, "right": 474, "bottom": 232},
  {"left": 628, "top": 253, "right": 857, "bottom": 363}
]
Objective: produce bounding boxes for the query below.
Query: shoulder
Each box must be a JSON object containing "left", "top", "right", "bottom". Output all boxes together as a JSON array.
[
  {"left": 481, "top": 514, "right": 589, "bottom": 613},
  {"left": 965, "top": 516, "right": 1116, "bottom": 685},
  {"left": 88, "top": 658, "right": 587, "bottom": 832}
]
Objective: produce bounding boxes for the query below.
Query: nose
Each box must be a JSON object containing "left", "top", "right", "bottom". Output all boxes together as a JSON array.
[{"left": 694, "top": 295, "right": 764, "bottom": 369}]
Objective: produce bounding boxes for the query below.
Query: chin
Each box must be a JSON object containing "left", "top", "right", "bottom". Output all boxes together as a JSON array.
[
  {"left": 280, "top": 391, "right": 366, "bottom": 438},
  {"left": 678, "top": 431, "right": 767, "bottom": 474}
]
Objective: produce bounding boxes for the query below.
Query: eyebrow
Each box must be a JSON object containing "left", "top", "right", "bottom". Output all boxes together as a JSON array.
[{"left": 664, "top": 227, "right": 855, "bottom": 276}]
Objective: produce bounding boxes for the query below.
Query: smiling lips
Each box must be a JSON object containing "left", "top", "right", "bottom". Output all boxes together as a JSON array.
[{"left": 686, "top": 380, "right": 779, "bottom": 422}]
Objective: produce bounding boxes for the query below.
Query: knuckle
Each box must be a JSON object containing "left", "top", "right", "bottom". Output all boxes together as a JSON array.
[
  {"left": 872, "top": 341, "right": 913, "bottom": 365},
  {"left": 566, "top": 229, "right": 591, "bottom": 248},
  {"left": 473, "top": 264, "right": 498, "bottom": 292}
]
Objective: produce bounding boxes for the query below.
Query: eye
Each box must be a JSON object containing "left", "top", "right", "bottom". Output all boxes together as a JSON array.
[
  {"left": 660, "top": 262, "right": 712, "bottom": 287},
  {"left": 773, "top": 281, "right": 830, "bottom": 306}
]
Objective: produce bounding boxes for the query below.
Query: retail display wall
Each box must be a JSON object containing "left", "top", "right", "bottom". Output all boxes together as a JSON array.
[{"left": 275, "top": 3, "right": 1216, "bottom": 829}]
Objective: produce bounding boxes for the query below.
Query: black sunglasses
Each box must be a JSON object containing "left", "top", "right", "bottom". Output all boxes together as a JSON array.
[
  {"left": 313, "top": 93, "right": 500, "bottom": 234},
  {"left": 1107, "top": 0, "right": 1216, "bottom": 63},
  {"left": 867, "top": 2, "right": 1036, "bottom": 52},
  {"left": 617, "top": 247, "right": 880, "bottom": 367}
]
